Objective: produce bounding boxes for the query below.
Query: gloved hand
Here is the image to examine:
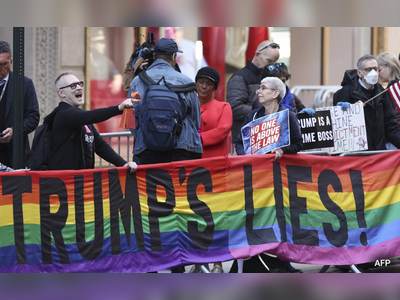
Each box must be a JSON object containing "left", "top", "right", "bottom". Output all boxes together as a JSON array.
[
  {"left": 337, "top": 101, "right": 351, "bottom": 111},
  {"left": 299, "top": 107, "right": 316, "bottom": 116}
]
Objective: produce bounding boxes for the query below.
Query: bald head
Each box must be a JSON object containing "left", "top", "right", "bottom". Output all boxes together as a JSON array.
[
  {"left": 55, "top": 72, "right": 85, "bottom": 107},
  {"left": 252, "top": 40, "right": 280, "bottom": 68}
]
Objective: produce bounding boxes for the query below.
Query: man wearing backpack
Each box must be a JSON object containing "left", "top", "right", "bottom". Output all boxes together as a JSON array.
[
  {"left": 32, "top": 72, "right": 137, "bottom": 171},
  {"left": 129, "top": 38, "right": 202, "bottom": 164}
]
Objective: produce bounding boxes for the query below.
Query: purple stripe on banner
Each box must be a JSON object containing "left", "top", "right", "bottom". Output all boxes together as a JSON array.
[{"left": 0, "top": 248, "right": 234, "bottom": 273}]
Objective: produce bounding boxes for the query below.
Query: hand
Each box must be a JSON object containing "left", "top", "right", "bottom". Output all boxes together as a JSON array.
[
  {"left": 299, "top": 107, "right": 316, "bottom": 116},
  {"left": 118, "top": 98, "right": 134, "bottom": 111},
  {"left": 0, "top": 127, "right": 13, "bottom": 143},
  {"left": 337, "top": 101, "right": 351, "bottom": 111},
  {"left": 124, "top": 161, "right": 138, "bottom": 173},
  {"left": 272, "top": 148, "right": 283, "bottom": 160}
]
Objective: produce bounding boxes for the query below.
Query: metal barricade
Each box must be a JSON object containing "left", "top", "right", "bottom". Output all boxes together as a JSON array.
[
  {"left": 97, "top": 131, "right": 133, "bottom": 167},
  {"left": 291, "top": 85, "right": 341, "bottom": 109}
]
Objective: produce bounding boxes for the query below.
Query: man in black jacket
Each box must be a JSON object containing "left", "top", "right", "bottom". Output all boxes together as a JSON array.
[
  {"left": 0, "top": 40, "right": 39, "bottom": 167},
  {"left": 227, "top": 40, "right": 280, "bottom": 154},
  {"left": 333, "top": 54, "right": 400, "bottom": 150},
  {"left": 46, "top": 72, "right": 137, "bottom": 171}
]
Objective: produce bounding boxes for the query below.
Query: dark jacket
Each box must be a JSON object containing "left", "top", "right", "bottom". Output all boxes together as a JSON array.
[
  {"left": 0, "top": 72, "right": 39, "bottom": 166},
  {"left": 244, "top": 105, "right": 303, "bottom": 154},
  {"left": 227, "top": 62, "right": 264, "bottom": 144},
  {"left": 333, "top": 69, "right": 400, "bottom": 150},
  {"left": 46, "top": 102, "right": 126, "bottom": 170}
]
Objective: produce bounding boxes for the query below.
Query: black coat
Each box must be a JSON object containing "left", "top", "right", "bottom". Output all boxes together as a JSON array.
[
  {"left": 227, "top": 62, "right": 264, "bottom": 144},
  {"left": 0, "top": 72, "right": 39, "bottom": 166},
  {"left": 333, "top": 70, "right": 400, "bottom": 150},
  {"left": 46, "top": 102, "right": 126, "bottom": 170},
  {"left": 245, "top": 105, "right": 303, "bottom": 154}
]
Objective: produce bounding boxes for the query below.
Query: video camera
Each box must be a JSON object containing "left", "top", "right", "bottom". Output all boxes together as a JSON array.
[{"left": 129, "top": 32, "right": 156, "bottom": 74}]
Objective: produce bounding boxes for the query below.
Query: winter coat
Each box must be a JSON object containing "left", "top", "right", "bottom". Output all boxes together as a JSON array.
[{"left": 333, "top": 69, "right": 400, "bottom": 150}]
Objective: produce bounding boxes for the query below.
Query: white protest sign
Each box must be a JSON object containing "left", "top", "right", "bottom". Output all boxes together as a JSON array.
[{"left": 316, "top": 102, "right": 367, "bottom": 153}]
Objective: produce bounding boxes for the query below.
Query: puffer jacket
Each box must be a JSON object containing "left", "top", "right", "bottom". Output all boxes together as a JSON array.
[{"left": 333, "top": 69, "right": 400, "bottom": 150}]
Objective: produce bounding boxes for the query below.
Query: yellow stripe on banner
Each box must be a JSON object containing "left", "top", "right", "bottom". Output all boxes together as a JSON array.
[
  {"left": 138, "top": 188, "right": 276, "bottom": 215},
  {"left": 65, "top": 198, "right": 111, "bottom": 225},
  {"left": 0, "top": 204, "right": 14, "bottom": 226},
  {"left": 282, "top": 185, "right": 400, "bottom": 212}
]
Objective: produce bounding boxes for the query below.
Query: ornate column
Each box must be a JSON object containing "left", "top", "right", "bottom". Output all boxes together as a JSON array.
[{"left": 32, "top": 27, "right": 59, "bottom": 121}]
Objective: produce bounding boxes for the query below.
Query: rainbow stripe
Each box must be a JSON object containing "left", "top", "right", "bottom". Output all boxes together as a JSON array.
[{"left": 0, "top": 152, "right": 399, "bottom": 272}]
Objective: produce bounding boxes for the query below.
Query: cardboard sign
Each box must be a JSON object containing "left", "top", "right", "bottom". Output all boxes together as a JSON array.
[
  {"left": 241, "top": 109, "right": 290, "bottom": 154},
  {"left": 300, "top": 102, "right": 367, "bottom": 153},
  {"left": 327, "top": 102, "right": 368, "bottom": 153}
]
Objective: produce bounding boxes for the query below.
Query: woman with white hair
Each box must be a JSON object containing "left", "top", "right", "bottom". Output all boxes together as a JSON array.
[
  {"left": 249, "top": 76, "right": 303, "bottom": 160},
  {"left": 231, "top": 77, "right": 303, "bottom": 273}
]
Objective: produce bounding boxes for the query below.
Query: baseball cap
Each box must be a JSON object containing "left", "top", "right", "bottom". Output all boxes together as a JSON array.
[{"left": 155, "top": 38, "right": 183, "bottom": 54}]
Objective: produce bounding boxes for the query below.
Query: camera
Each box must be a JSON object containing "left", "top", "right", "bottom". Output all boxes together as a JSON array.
[
  {"left": 130, "top": 32, "right": 155, "bottom": 73},
  {"left": 263, "top": 62, "right": 291, "bottom": 83}
]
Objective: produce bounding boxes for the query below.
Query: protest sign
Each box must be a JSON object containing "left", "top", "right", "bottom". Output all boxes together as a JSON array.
[
  {"left": 299, "top": 102, "right": 367, "bottom": 153},
  {"left": 327, "top": 102, "right": 368, "bottom": 153},
  {"left": 241, "top": 109, "right": 289, "bottom": 154},
  {"left": 298, "top": 110, "right": 334, "bottom": 150}
]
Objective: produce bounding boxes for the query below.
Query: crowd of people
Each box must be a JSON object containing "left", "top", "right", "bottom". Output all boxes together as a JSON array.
[{"left": 1, "top": 36, "right": 400, "bottom": 272}]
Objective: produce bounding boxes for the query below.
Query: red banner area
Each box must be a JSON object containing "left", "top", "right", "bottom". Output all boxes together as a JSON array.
[{"left": 1, "top": 152, "right": 400, "bottom": 272}]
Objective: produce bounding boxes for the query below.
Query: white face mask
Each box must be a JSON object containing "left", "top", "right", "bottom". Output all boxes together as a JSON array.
[{"left": 364, "top": 69, "right": 379, "bottom": 85}]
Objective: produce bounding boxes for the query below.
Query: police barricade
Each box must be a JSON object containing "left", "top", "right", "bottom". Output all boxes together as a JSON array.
[
  {"left": 291, "top": 85, "right": 341, "bottom": 109},
  {"left": 98, "top": 130, "right": 133, "bottom": 167}
]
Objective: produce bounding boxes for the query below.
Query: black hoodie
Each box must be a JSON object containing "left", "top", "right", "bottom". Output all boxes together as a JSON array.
[{"left": 333, "top": 69, "right": 400, "bottom": 150}]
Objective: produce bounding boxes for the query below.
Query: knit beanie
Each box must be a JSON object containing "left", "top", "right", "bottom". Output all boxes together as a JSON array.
[{"left": 195, "top": 67, "right": 220, "bottom": 89}]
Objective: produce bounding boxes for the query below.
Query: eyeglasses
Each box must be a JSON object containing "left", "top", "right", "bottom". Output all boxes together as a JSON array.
[
  {"left": 59, "top": 81, "right": 84, "bottom": 90},
  {"left": 257, "top": 42, "right": 280, "bottom": 52},
  {"left": 259, "top": 85, "right": 276, "bottom": 91},
  {"left": 362, "top": 66, "right": 378, "bottom": 72}
]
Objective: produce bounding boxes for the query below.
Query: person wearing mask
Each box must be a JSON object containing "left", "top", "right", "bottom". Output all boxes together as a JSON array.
[
  {"left": 196, "top": 67, "right": 232, "bottom": 158},
  {"left": 333, "top": 54, "right": 400, "bottom": 151},
  {"left": 227, "top": 40, "right": 280, "bottom": 155},
  {"left": 230, "top": 77, "right": 302, "bottom": 273}
]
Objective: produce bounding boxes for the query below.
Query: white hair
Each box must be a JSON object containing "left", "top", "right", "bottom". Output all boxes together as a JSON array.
[{"left": 260, "top": 77, "right": 286, "bottom": 100}]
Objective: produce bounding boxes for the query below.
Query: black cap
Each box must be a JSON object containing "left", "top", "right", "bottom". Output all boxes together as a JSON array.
[
  {"left": 195, "top": 67, "right": 220, "bottom": 89},
  {"left": 155, "top": 38, "right": 183, "bottom": 54}
]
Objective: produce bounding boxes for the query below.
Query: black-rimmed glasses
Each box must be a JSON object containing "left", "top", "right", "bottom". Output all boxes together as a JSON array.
[{"left": 59, "top": 81, "right": 84, "bottom": 90}]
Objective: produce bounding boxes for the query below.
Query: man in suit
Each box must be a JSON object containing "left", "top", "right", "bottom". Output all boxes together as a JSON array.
[{"left": 0, "top": 40, "right": 39, "bottom": 167}]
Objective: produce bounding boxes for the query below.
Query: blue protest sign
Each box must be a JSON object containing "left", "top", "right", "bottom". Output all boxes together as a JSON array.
[{"left": 241, "top": 109, "right": 290, "bottom": 155}]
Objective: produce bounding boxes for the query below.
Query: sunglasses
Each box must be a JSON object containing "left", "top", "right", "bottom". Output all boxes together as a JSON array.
[
  {"left": 59, "top": 81, "right": 84, "bottom": 90},
  {"left": 258, "top": 42, "right": 280, "bottom": 52}
]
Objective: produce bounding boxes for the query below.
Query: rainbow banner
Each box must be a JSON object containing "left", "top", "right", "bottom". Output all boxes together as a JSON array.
[{"left": 0, "top": 152, "right": 400, "bottom": 272}]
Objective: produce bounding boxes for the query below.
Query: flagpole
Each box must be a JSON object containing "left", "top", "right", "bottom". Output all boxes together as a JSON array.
[{"left": 363, "top": 87, "right": 389, "bottom": 106}]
